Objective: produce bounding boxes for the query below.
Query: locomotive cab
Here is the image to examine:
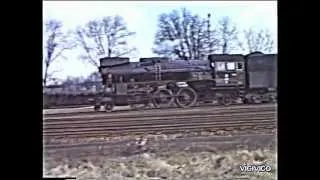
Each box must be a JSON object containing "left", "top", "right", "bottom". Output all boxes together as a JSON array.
[{"left": 208, "top": 54, "right": 246, "bottom": 87}]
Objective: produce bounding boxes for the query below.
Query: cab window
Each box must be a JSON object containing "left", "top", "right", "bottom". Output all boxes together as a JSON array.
[
  {"left": 226, "top": 62, "right": 235, "bottom": 70},
  {"left": 237, "top": 62, "right": 244, "bottom": 71},
  {"left": 216, "top": 62, "right": 225, "bottom": 71}
]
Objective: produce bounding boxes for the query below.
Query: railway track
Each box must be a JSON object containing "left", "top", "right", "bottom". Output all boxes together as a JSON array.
[
  {"left": 44, "top": 103, "right": 276, "bottom": 118},
  {"left": 43, "top": 104, "right": 276, "bottom": 139},
  {"left": 44, "top": 104, "right": 92, "bottom": 109}
]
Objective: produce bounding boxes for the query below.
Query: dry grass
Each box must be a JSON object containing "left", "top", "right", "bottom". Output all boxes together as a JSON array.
[{"left": 44, "top": 148, "right": 276, "bottom": 180}]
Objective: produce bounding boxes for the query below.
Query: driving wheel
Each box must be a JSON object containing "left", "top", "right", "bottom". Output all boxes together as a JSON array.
[{"left": 175, "top": 87, "right": 198, "bottom": 108}]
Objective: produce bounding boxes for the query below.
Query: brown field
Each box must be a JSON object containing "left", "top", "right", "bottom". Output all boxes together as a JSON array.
[
  {"left": 43, "top": 104, "right": 277, "bottom": 180},
  {"left": 44, "top": 133, "right": 276, "bottom": 180}
]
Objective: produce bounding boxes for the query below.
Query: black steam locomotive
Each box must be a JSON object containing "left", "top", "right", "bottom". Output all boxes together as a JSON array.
[{"left": 91, "top": 52, "right": 277, "bottom": 111}]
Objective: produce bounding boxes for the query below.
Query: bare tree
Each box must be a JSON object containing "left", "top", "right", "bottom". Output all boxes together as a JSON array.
[
  {"left": 74, "top": 16, "right": 137, "bottom": 68},
  {"left": 43, "top": 20, "right": 75, "bottom": 86},
  {"left": 153, "top": 8, "right": 219, "bottom": 60},
  {"left": 240, "top": 28, "right": 274, "bottom": 53},
  {"left": 85, "top": 71, "right": 102, "bottom": 82},
  {"left": 62, "top": 76, "right": 85, "bottom": 86},
  {"left": 217, "top": 16, "right": 238, "bottom": 54}
]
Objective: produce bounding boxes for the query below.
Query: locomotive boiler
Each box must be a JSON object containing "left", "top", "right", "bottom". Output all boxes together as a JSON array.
[{"left": 91, "top": 52, "right": 277, "bottom": 112}]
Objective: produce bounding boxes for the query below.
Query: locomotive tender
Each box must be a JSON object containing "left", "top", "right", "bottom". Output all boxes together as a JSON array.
[{"left": 92, "top": 52, "right": 277, "bottom": 111}]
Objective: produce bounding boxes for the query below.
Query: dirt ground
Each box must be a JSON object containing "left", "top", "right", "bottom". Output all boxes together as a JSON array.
[
  {"left": 44, "top": 149, "right": 276, "bottom": 180},
  {"left": 44, "top": 133, "right": 276, "bottom": 180}
]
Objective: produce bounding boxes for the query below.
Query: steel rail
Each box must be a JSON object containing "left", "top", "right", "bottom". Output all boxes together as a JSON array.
[
  {"left": 44, "top": 103, "right": 276, "bottom": 117},
  {"left": 44, "top": 119, "right": 275, "bottom": 138},
  {"left": 44, "top": 104, "right": 276, "bottom": 120},
  {"left": 44, "top": 112, "right": 275, "bottom": 129}
]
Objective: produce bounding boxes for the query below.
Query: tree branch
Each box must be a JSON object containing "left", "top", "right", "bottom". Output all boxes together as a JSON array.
[{"left": 75, "top": 16, "right": 136, "bottom": 66}]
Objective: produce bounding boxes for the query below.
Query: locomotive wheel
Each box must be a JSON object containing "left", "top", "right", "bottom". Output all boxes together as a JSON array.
[
  {"left": 243, "top": 94, "right": 260, "bottom": 104},
  {"left": 175, "top": 87, "right": 198, "bottom": 108},
  {"left": 268, "top": 94, "right": 277, "bottom": 103},
  {"left": 221, "top": 95, "right": 232, "bottom": 106},
  {"left": 104, "top": 103, "right": 114, "bottom": 112},
  {"left": 251, "top": 95, "right": 262, "bottom": 104},
  {"left": 152, "top": 88, "right": 174, "bottom": 108},
  {"left": 94, "top": 105, "right": 100, "bottom": 112}
]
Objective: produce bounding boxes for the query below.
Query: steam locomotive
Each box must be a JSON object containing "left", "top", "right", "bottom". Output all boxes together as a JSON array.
[{"left": 90, "top": 52, "right": 277, "bottom": 111}]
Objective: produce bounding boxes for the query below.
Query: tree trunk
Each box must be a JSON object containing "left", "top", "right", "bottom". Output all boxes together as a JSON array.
[
  {"left": 43, "top": 63, "right": 49, "bottom": 87},
  {"left": 222, "top": 42, "right": 227, "bottom": 54}
]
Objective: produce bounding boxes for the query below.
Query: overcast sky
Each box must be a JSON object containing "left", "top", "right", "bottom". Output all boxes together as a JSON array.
[{"left": 43, "top": 1, "right": 277, "bottom": 81}]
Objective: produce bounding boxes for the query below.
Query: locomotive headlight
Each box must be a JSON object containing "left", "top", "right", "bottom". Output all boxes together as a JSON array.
[
  {"left": 105, "top": 87, "right": 112, "bottom": 92},
  {"left": 108, "top": 73, "right": 112, "bottom": 79},
  {"left": 210, "top": 62, "right": 215, "bottom": 69}
]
